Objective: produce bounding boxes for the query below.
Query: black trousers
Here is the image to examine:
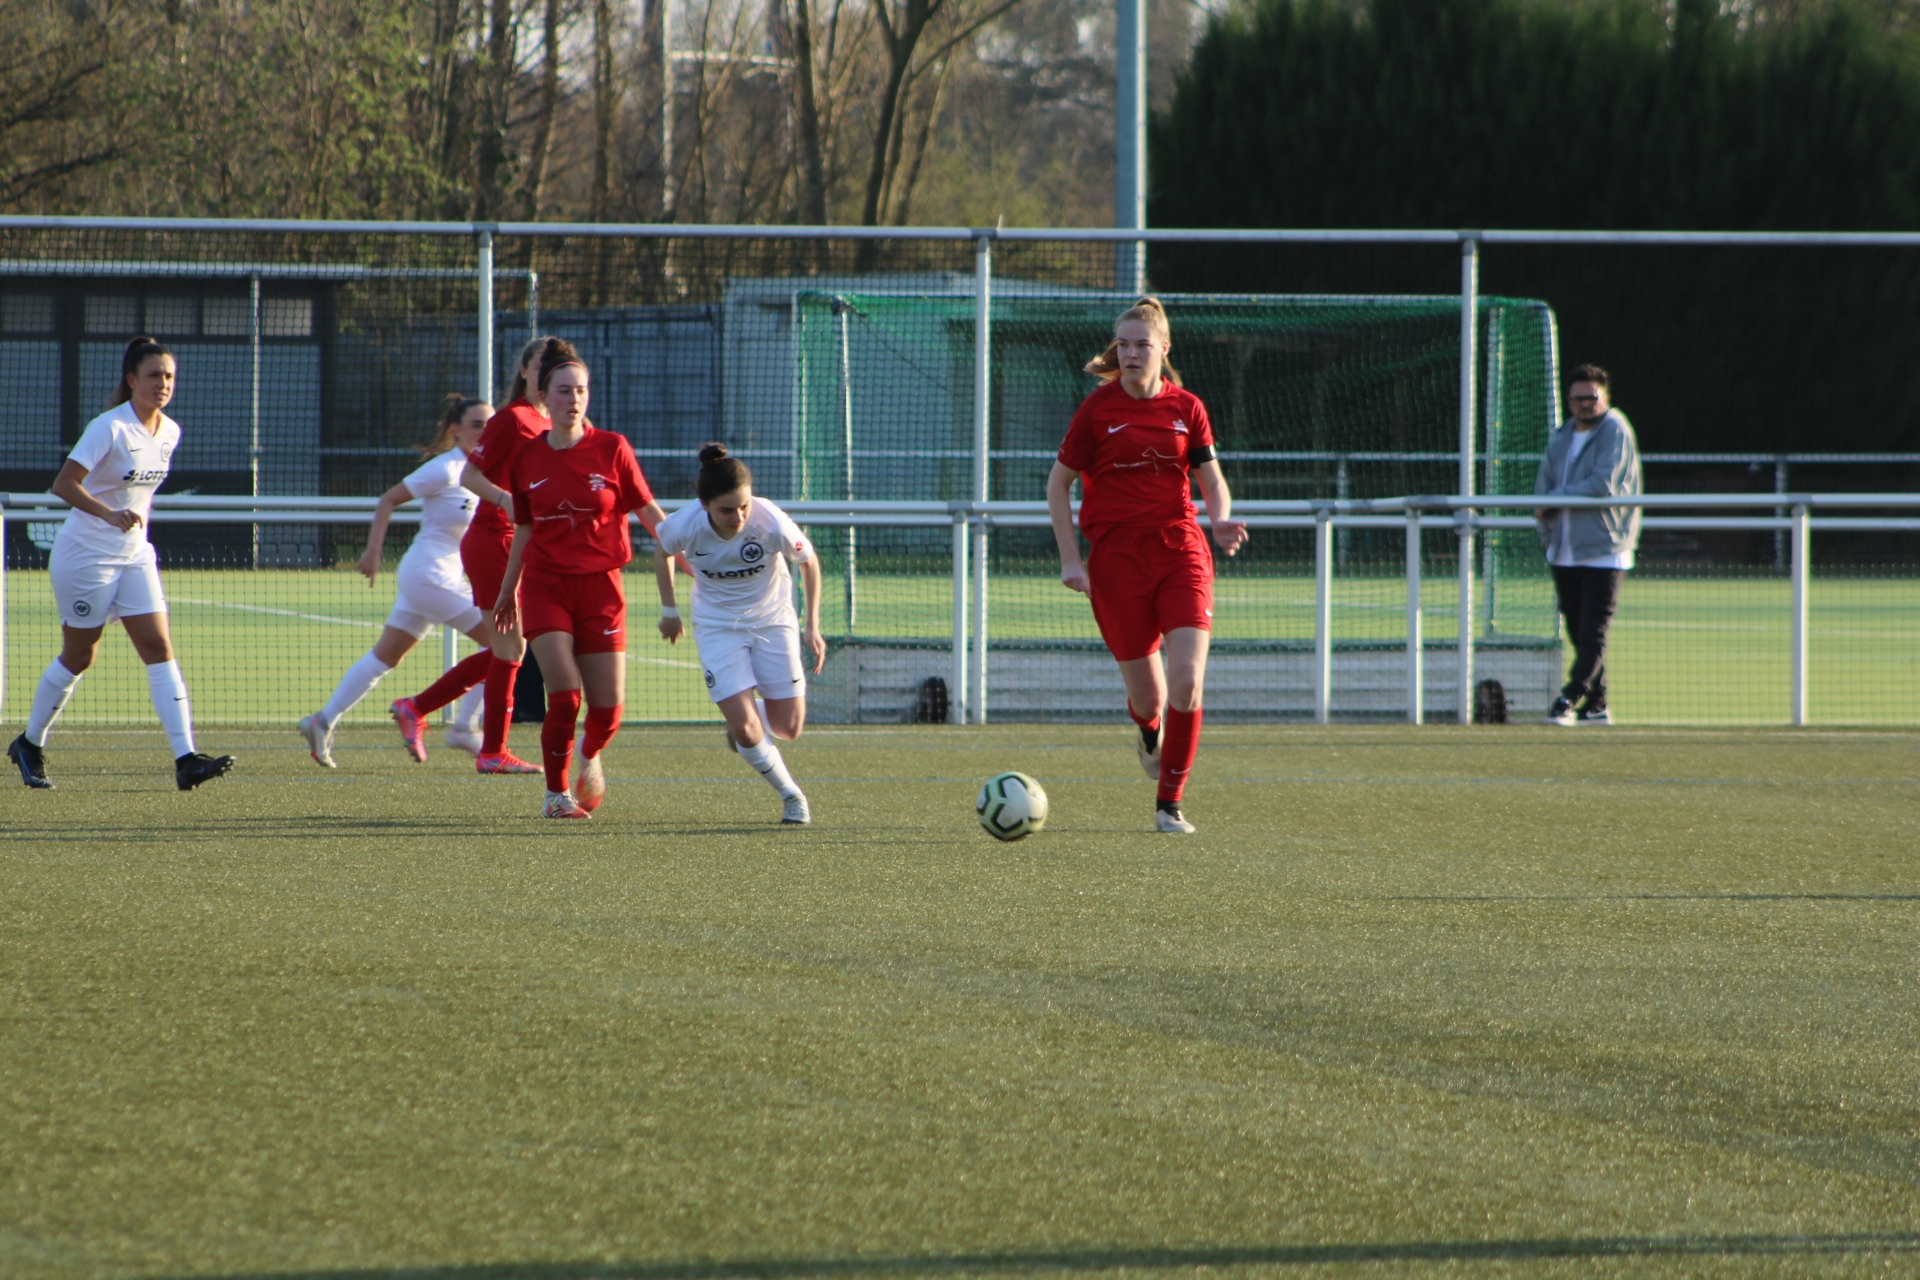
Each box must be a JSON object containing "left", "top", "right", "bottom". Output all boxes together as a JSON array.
[{"left": 1551, "top": 566, "right": 1624, "bottom": 707}]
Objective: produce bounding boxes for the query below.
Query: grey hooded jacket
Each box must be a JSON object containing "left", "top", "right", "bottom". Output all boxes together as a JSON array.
[{"left": 1532, "top": 409, "right": 1642, "bottom": 564}]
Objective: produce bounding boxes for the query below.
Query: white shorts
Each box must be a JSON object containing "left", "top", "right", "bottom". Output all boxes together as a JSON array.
[
  {"left": 49, "top": 539, "right": 166, "bottom": 628},
  {"left": 387, "top": 554, "right": 484, "bottom": 638},
  {"left": 700, "top": 625, "right": 806, "bottom": 703}
]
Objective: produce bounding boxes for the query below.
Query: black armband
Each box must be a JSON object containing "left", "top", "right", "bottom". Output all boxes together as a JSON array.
[{"left": 1188, "top": 444, "right": 1217, "bottom": 465}]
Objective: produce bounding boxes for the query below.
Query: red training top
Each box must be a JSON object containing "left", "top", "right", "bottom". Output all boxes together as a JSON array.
[
  {"left": 1056, "top": 379, "right": 1216, "bottom": 544},
  {"left": 469, "top": 398, "right": 549, "bottom": 533},
  {"left": 509, "top": 426, "right": 654, "bottom": 574}
]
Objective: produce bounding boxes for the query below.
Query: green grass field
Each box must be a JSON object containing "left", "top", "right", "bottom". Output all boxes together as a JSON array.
[
  {"left": 1, "top": 724, "right": 1915, "bottom": 1278},
  {"left": 5, "top": 568, "right": 1914, "bottom": 728}
]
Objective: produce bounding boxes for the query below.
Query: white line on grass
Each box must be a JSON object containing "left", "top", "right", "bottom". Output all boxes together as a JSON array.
[{"left": 174, "top": 598, "right": 380, "bottom": 628}]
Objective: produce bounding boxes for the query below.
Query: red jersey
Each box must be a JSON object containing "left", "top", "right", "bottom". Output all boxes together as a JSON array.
[
  {"left": 470, "top": 398, "right": 547, "bottom": 493},
  {"left": 1057, "top": 379, "right": 1216, "bottom": 543},
  {"left": 509, "top": 427, "right": 655, "bottom": 574}
]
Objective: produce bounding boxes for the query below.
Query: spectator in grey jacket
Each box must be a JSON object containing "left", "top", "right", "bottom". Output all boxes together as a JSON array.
[{"left": 1533, "top": 364, "right": 1641, "bottom": 725}]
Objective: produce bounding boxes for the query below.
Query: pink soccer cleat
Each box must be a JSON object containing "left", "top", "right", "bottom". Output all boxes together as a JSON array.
[
  {"left": 543, "top": 790, "right": 591, "bottom": 819},
  {"left": 575, "top": 746, "right": 606, "bottom": 813},
  {"left": 390, "top": 697, "right": 427, "bottom": 762},
  {"left": 476, "top": 751, "right": 541, "bottom": 775}
]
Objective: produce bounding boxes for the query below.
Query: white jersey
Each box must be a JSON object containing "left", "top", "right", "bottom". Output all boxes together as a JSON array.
[
  {"left": 399, "top": 447, "right": 479, "bottom": 569},
  {"left": 56, "top": 405, "right": 181, "bottom": 566},
  {"left": 654, "top": 496, "right": 813, "bottom": 632}
]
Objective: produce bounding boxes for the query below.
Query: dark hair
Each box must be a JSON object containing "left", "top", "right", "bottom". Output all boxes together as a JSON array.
[
  {"left": 110, "top": 336, "right": 173, "bottom": 407},
  {"left": 696, "top": 442, "right": 752, "bottom": 503},
  {"left": 1085, "top": 297, "right": 1183, "bottom": 388},
  {"left": 420, "top": 393, "right": 488, "bottom": 458},
  {"left": 1567, "top": 363, "right": 1610, "bottom": 391},
  {"left": 505, "top": 334, "right": 561, "bottom": 403},
  {"left": 537, "top": 338, "right": 586, "bottom": 393}
]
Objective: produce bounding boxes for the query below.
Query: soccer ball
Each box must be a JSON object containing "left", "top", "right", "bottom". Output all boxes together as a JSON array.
[{"left": 976, "top": 772, "right": 1049, "bottom": 841}]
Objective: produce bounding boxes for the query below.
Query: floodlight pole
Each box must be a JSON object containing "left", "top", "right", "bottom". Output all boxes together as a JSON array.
[
  {"left": 1457, "top": 236, "right": 1479, "bottom": 724},
  {"left": 1115, "top": 0, "right": 1146, "bottom": 292}
]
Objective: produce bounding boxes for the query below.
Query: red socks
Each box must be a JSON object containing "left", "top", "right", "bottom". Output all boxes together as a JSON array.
[
  {"left": 542, "top": 688, "right": 582, "bottom": 793},
  {"left": 482, "top": 657, "right": 520, "bottom": 755},
  {"left": 1128, "top": 701, "right": 1162, "bottom": 752},
  {"left": 582, "top": 703, "right": 621, "bottom": 759},
  {"left": 409, "top": 650, "right": 493, "bottom": 717},
  {"left": 1158, "top": 706, "right": 1203, "bottom": 803}
]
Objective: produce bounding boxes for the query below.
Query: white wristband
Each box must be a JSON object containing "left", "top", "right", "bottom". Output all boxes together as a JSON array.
[{"left": 660, "top": 606, "right": 680, "bottom": 618}]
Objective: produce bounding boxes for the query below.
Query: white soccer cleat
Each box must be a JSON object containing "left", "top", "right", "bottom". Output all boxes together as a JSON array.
[
  {"left": 445, "top": 724, "right": 483, "bottom": 754},
  {"left": 543, "top": 789, "right": 591, "bottom": 820},
  {"left": 297, "top": 714, "right": 336, "bottom": 769},
  {"left": 575, "top": 735, "right": 606, "bottom": 813},
  {"left": 1155, "top": 805, "right": 1196, "bottom": 834},
  {"left": 1135, "top": 732, "right": 1162, "bottom": 780},
  {"left": 781, "top": 792, "right": 812, "bottom": 825}
]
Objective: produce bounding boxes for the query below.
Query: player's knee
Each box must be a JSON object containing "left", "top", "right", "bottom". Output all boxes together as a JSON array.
[
  {"left": 1167, "top": 681, "right": 1203, "bottom": 712},
  {"left": 60, "top": 648, "right": 96, "bottom": 675}
]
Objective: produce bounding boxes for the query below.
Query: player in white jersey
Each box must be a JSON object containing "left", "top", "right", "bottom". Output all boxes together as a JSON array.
[
  {"left": 296, "top": 395, "right": 526, "bottom": 769},
  {"left": 652, "top": 444, "right": 825, "bottom": 824},
  {"left": 7, "top": 338, "right": 234, "bottom": 791}
]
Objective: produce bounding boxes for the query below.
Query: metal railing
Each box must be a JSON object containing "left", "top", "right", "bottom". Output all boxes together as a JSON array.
[{"left": 5, "top": 491, "right": 1915, "bottom": 729}]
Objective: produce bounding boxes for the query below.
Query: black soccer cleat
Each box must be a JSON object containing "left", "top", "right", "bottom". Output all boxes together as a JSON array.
[
  {"left": 176, "top": 751, "right": 236, "bottom": 791},
  {"left": 8, "top": 734, "right": 53, "bottom": 789}
]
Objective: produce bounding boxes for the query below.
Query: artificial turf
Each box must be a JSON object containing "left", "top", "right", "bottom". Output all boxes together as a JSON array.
[{"left": 1, "top": 724, "right": 1915, "bottom": 1279}]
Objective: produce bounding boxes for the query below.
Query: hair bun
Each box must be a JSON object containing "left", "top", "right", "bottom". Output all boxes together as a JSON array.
[
  {"left": 698, "top": 442, "right": 730, "bottom": 466},
  {"left": 1135, "top": 296, "right": 1163, "bottom": 310},
  {"left": 125, "top": 335, "right": 159, "bottom": 354}
]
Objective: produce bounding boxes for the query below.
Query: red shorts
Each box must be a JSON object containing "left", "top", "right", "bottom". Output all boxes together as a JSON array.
[
  {"left": 1086, "top": 521, "right": 1214, "bottom": 662},
  {"left": 460, "top": 525, "right": 511, "bottom": 611},
  {"left": 519, "top": 567, "right": 627, "bottom": 654}
]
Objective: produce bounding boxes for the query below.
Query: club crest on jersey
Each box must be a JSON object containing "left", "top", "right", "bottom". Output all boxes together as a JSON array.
[
  {"left": 536, "top": 500, "right": 597, "bottom": 529},
  {"left": 740, "top": 539, "right": 765, "bottom": 565},
  {"left": 588, "top": 472, "right": 608, "bottom": 492},
  {"left": 1172, "top": 419, "right": 1188, "bottom": 433},
  {"left": 72, "top": 600, "right": 92, "bottom": 617}
]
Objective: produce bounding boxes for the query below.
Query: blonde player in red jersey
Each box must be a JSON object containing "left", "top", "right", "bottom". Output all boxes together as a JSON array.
[
  {"left": 1046, "top": 298, "right": 1248, "bottom": 834},
  {"left": 491, "top": 350, "right": 667, "bottom": 819},
  {"left": 652, "top": 444, "right": 826, "bottom": 825}
]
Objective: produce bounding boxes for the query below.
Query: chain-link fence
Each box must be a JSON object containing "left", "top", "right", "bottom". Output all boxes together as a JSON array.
[{"left": 2, "top": 220, "right": 1916, "bottom": 728}]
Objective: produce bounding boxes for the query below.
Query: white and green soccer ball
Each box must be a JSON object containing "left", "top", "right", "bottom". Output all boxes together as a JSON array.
[{"left": 976, "top": 771, "right": 1049, "bottom": 841}]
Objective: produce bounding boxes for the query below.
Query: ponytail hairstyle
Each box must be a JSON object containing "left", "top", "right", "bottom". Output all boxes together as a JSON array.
[
  {"left": 695, "top": 442, "right": 753, "bottom": 503},
  {"left": 506, "top": 334, "right": 571, "bottom": 403},
  {"left": 110, "top": 336, "right": 174, "bottom": 407},
  {"left": 536, "top": 338, "right": 586, "bottom": 393},
  {"left": 1083, "top": 297, "right": 1181, "bottom": 388},
  {"left": 419, "top": 393, "right": 488, "bottom": 458}
]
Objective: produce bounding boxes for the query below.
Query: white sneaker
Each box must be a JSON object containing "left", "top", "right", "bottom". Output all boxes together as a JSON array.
[
  {"left": 1134, "top": 732, "right": 1162, "bottom": 780},
  {"left": 575, "top": 734, "right": 606, "bottom": 813},
  {"left": 543, "top": 790, "right": 591, "bottom": 819},
  {"left": 781, "top": 792, "right": 812, "bottom": 825},
  {"left": 445, "top": 724, "right": 483, "bottom": 754},
  {"left": 1155, "top": 806, "right": 1196, "bottom": 834},
  {"left": 297, "top": 714, "right": 336, "bottom": 769}
]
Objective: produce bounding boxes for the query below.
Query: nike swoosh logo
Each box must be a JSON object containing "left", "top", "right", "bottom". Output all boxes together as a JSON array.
[
  {"left": 603, "top": 628, "right": 620, "bottom": 635},
  {"left": 691, "top": 550, "right": 707, "bottom": 556},
  {"left": 528, "top": 478, "right": 548, "bottom": 488},
  {"left": 1107, "top": 424, "right": 1130, "bottom": 433}
]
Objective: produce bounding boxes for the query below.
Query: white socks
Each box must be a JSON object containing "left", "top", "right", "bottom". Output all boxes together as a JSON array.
[
  {"left": 454, "top": 683, "right": 485, "bottom": 733},
  {"left": 146, "top": 660, "right": 196, "bottom": 758},
  {"left": 737, "top": 737, "right": 800, "bottom": 798},
  {"left": 26, "top": 658, "right": 82, "bottom": 747},
  {"left": 320, "top": 652, "right": 393, "bottom": 727}
]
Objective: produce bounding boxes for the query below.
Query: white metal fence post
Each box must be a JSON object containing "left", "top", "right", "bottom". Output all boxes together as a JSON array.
[
  {"left": 1406, "top": 508, "right": 1423, "bottom": 725},
  {"left": 0, "top": 505, "right": 7, "bottom": 721},
  {"left": 837, "top": 300, "right": 858, "bottom": 630},
  {"left": 1457, "top": 236, "right": 1479, "bottom": 724},
  {"left": 249, "top": 274, "right": 261, "bottom": 568},
  {"left": 1314, "top": 508, "right": 1333, "bottom": 725},
  {"left": 951, "top": 511, "right": 968, "bottom": 725},
  {"left": 1791, "top": 502, "right": 1810, "bottom": 725},
  {"left": 1114, "top": 0, "right": 1146, "bottom": 293},
  {"left": 477, "top": 227, "right": 494, "bottom": 401},
  {"left": 972, "top": 232, "right": 992, "bottom": 723}
]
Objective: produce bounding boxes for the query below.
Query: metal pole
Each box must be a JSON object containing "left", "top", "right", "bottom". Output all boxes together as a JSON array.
[
  {"left": 528, "top": 270, "right": 540, "bottom": 343},
  {"left": 1114, "top": 0, "right": 1146, "bottom": 293},
  {"left": 1314, "top": 509, "right": 1332, "bottom": 725},
  {"left": 250, "top": 274, "right": 261, "bottom": 568},
  {"left": 1774, "top": 456, "right": 1787, "bottom": 573},
  {"left": 837, "top": 301, "right": 857, "bottom": 630},
  {"left": 951, "top": 513, "right": 968, "bottom": 725},
  {"left": 1406, "top": 508, "right": 1423, "bottom": 725},
  {"left": 1791, "top": 502, "right": 1809, "bottom": 726},
  {"left": 1457, "top": 237, "right": 1479, "bottom": 724},
  {"left": 477, "top": 228, "right": 495, "bottom": 400},
  {"left": 0, "top": 505, "right": 7, "bottom": 721},
  {"left": 972, "top": 234, "right": 992, "bottom": 723}
]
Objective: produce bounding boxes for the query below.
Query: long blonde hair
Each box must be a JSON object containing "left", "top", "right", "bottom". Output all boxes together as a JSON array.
[
  {"left": 419, "top": 393, "right": 486, "bottom": 458},
  {"left": 1084, "top": 297, "right": 1182, "bottom": 388}
]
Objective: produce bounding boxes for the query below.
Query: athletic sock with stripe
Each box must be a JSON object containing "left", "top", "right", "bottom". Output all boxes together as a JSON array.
[
  {"left": 736, "top": 737, "right": 800, "bottom": 798},
  {"left": 321, "top": 651, "right": 393, "bottom": 727},
  {"left": 146, "top": 660, "right": 196, "bottom": 758},
  {"left": 1157, "top": 706, "right": 1203, "bottom": 804},
  {"left": 26, "top": 658, "right": 82, "bottom": 747}
]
